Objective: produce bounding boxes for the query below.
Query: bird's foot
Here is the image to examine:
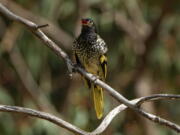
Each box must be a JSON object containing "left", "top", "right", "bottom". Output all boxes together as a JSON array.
[
  {"left": 66, "top": 60, "right": 76, "bottom": 78},
  {"left": 91, "top": 74, "right": 99, "bottom": 84}
]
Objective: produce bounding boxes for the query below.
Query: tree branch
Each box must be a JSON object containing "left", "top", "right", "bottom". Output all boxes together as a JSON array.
[
  {"left": 0, "top": 1, "right": 135, "bottom": 114},
  {"left": 92, "top": 94, "right": 180, "bottom": 134},
  {"left": 0, "top": 3, "right": 180, "bottom": 134},
  {"left": 0, "top": 0, "right": 73, "bottom": 49},
  {"left": 136, "top": 94, "right": 180, "bottom": 107},
  {"left": 0, "top": 105, "right": 89, "bottom": 135},
  {"left": 0, "top": 94, "right": 179, "bottom": 135}
]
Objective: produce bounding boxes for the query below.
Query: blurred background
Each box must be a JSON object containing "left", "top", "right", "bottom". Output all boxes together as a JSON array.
[{"left": 0, "top": 0, "right": 180, "bottom": 135}]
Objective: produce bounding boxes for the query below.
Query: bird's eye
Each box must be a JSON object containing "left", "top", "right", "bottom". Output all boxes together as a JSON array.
[{"left": 89, "top": 20, "right": 93, "bottom": 25}]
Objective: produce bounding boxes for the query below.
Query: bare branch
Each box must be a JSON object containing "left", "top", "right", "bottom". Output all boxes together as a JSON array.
[
  {"left": 0, "top": 105, "right": 89, "bottom": 135},
  {"left": 0, "top": 0, "right": 73, "bottom": 49},
  {"left": 1, "top": 23, "right": 63, "bottom": 116},
  {"left": 36, "top": 24, "right": 49, "bottom": 29},
  {"left": 137, "top": 94, "right": 180, "bottom": 107},
  {"left": 92, "top": 94, "right": 180, "bottom": 134},
  {"left": 0, "top": 3, "right": 180, "bottom": 133},
  {"left": 0, "top": 94, "right": 179, "bottom": 135}
]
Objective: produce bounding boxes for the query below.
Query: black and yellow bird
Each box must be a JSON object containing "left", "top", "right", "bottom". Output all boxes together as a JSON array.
[{"left": 73, "top": 18, "right": 108, "bottom": 119}]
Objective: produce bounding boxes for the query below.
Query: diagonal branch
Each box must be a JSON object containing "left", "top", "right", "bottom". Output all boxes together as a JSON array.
[
  {"left": 0, "top": 3, "right": 180, "bottom": 133},
  {"left": 0, "top": 2, "right": 135, "bottom": 113},
  {"left": 0, "top": 0, "right": 73, "bottom": 49}
]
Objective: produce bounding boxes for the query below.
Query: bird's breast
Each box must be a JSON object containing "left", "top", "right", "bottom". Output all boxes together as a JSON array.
[{"left": 84, "top": 57, "right": 100, "bottom": 75}]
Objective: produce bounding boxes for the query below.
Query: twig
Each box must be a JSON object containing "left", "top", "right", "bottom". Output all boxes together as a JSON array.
[
  {"left": 37, "top": 24, "right": 49, "bottom": 29},
  {"left": 137, "top": 94, "right": 180, "bottom": 107},
  {"left": 0, "top": 3, "right": 180, "bottom": 133}
]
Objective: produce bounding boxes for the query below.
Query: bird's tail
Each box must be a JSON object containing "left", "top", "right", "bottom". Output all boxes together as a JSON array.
[{"left": 92, "top": 84, "right": 104, "bottom": 119}]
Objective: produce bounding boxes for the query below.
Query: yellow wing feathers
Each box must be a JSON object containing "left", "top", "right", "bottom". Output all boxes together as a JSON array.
[{"left": 99, "top": 55, "right": 107, "bottom": 79}]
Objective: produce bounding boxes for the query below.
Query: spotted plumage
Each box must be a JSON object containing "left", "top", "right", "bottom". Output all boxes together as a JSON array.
[{"left": 73, "top": 18, "right": 108, "bottom": 119}]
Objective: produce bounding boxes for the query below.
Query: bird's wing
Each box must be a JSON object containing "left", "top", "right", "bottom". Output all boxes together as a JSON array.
[
  {"left": 96, "top": 35, "right": 108, "bottom": 54},
  {"left": 99, "top": 54, "right": 107, "bottom": 80},
  {"left": 96, "top": 35, "right": 107, "bottom": 80}
]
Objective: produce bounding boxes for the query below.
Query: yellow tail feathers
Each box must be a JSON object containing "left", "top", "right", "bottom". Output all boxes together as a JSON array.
[
  {"left": 92, "top": 85, "right": 104, "bottom": 119},
  {"left": 83, "top": 77, "right": 104, "bottom": 119}
]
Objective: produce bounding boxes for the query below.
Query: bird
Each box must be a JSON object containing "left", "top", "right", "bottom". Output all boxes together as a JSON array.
[{"left": 72, "top": 18, "right": 108, "bottom": 119}]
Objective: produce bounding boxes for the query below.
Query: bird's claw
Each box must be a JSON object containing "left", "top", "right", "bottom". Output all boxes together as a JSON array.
[
  {"left": 91, "top": 74, "right": 99, "bottom": 84},
  {"left": 66, "top": 60, "right": 75, "bottom": 78}
]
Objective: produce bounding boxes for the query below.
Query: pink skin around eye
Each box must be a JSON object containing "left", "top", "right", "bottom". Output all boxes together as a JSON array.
[{"left": 81, "top": 19, "right": 89, "bottom": 25}]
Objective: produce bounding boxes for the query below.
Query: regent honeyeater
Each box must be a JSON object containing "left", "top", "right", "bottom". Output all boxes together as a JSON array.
[{"left": 73, "top": 18, "right": 108, "bottom": 119}]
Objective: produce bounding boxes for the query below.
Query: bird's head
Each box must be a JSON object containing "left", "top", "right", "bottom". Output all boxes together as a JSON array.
[{"left": 81, "top": 18, "right": 97, "bottom": 33}]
